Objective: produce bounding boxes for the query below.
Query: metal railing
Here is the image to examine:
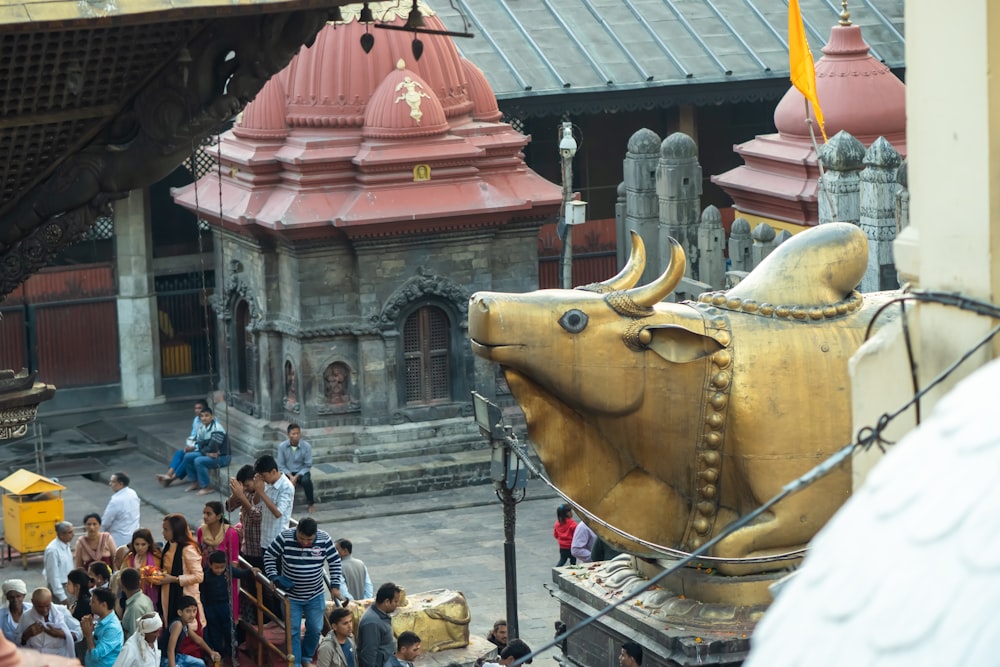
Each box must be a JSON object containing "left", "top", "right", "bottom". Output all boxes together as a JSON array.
[{"left": 237, "top": 555, "right": 294, "bottom": 667}]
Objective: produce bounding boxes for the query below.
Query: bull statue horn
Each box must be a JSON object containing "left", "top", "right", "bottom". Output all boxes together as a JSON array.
[
  {"left": 577, "top": 230, "right": 646, "bottom": 293},
  {"left": 624, "top": 237, "right": 686, "bottom": 306}
]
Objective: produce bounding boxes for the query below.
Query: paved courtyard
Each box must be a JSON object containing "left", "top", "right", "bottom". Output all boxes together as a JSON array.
[{"left": 0, "top": 445, "right": 566, "bottom": 664}]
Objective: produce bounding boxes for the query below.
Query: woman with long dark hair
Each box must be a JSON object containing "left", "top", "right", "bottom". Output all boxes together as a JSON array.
[
  {"left": 66, "top": 569, "right": 93, "bottom": 621},
  {"left": 118, "top": 528, "right": 162, "bottom": 610},
  {"left": 158, "top": 513, "right": 205, "bottom": 627},
  {"left": 197, "top": 501, "right": 240, "bottom": 618},
  {"left": 553, "top": 504, "right": 578, "bottom": 567},
  {"left": 65, "top": 568, "right": 93, "bottom": 662}
]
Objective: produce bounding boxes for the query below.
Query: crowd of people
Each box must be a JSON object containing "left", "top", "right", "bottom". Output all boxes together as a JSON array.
[
  {"left": 0, "top": 402, "right": 556, "bottom": 667},
  {"left": 0, "top": 452, "right": 409, "bottom": 667},
  {"left": 155, "top": 402, "right": 314, "bottom": 511}
]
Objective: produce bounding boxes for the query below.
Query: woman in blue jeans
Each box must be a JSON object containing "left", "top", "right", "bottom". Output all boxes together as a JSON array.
[{"left": 182, "top": 407, "right": 230, "bottom": 496}]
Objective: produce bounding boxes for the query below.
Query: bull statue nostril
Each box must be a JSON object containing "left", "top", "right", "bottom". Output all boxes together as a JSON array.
[{"left": 474, "top": 297, "right": 490, "bottom": 313}]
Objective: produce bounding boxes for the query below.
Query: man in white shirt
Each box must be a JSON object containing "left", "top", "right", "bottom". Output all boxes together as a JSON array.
[
  {"left": 42, "top": 522, "right": 75, "bottom": 604},
  {"left": 15, "top": 587, "right": 81, "bottom": 658},
  {"left": 112, "top": 612, "right": 161, "bottom": 667},
  {"left": 101, "top": 472, "right": 140, "bottom": 549},
  {"left": 253, "top": 454, "right": 294, "bottom": 551},
  {"left": 570, "top": 521, "right": 597, "bottom": 564}
]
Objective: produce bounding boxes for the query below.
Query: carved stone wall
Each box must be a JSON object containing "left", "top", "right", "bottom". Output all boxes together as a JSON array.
[{"left": 211, "top": 224, "right": 541, "bottom": 456}]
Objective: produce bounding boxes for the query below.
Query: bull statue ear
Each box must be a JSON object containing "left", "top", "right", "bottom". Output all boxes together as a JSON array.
[{"left": 640, "top": 324, "right": 723, "bottom": 364}]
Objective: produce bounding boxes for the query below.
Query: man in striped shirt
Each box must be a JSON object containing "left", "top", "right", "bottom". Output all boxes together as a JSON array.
[{"left": 264, "top": 518, "right": 343, "bottom": 667}]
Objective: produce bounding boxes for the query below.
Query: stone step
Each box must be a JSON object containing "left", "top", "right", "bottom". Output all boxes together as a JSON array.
[
  {"left": 319, "top": 431, "right": 486, "bottom": 464},
  {"left": 134, "top": 419, "right": 497, "bottom": 502},
  {"left": 136, "top": 419, "right": 184, "bottom": 462},
  {"left": 310, "top": 448, "right": 494, "bottom": 501}
]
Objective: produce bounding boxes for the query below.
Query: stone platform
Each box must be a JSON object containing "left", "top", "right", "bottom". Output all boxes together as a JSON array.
[
  {"left": 550, "top": 556, "right": 774, "bottom": 667},
  {"left": 132, "top": 401, "right": 499, "bottom": 501}
]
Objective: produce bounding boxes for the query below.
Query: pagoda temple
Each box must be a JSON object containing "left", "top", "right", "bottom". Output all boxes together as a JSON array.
[
  {"left": 173, "top": 2, "right": 561, "bottom": 461},
  {"left": 712, "top": 4, "right": 906, "bottom": 232}
]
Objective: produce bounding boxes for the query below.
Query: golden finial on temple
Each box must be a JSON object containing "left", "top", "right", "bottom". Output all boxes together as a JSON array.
[{"left": 839, "top": 0, "right": 852, "bottom": 26}]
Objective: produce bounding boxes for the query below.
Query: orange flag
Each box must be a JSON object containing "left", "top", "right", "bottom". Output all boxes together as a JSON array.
[{"left": 788, "top": 0, "right": 827, "bottom": 141}]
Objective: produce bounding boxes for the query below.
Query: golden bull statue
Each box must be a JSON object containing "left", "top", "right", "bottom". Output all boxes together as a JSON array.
[{"left": 470, "top": 222, "right": 891, "bottom": 576}]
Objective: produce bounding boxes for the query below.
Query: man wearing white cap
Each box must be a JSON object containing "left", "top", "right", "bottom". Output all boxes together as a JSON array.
[
  {"left": 112, "top": 612, "right": 161, "bottom": 667},
  {"left": 0, "top": 579, "right": 31, "bottom": 642}
]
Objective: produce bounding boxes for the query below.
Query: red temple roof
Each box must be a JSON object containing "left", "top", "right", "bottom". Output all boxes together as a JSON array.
[{"left": 173, "top": 3, "right": 561, "bottom": 239}]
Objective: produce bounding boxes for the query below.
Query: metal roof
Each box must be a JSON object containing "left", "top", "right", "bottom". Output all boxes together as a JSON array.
[{"left": 433, "top": 0, "right": 904, "bottom": 114}]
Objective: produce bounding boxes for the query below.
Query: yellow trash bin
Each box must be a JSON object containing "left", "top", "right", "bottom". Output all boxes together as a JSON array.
[{"left": 0, "top": 469, "right": 65, "bottom": 567}]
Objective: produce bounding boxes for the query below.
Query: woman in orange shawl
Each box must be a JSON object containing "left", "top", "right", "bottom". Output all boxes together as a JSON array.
[{"left": 158, "top": 513, "right": 205, "bottom": 627}]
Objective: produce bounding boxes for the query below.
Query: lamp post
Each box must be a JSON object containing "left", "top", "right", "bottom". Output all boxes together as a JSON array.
[
  {"left": 559, "top": 122, "right": 578, "bottom": 289},
  {"left": 471, "top": 391, "right": 527, "bottom": 640}
]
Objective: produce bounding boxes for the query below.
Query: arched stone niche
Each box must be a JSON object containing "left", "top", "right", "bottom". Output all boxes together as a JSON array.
[
  {"left": 316, "top": 360, "right": 359, "bottom": 415},
  {"left": 375, "top": 274, "right": 469, "bottom": 330}
]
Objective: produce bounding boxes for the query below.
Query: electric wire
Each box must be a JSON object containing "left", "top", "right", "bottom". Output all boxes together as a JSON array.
[
  {"left": 192, "top": 133, "right": 239, "bottom": 663},
  {"left": 509, "top": 293, "right": 1000, "bottom": 665}
]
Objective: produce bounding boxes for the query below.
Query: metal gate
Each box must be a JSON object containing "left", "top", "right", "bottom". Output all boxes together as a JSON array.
[
  {"left": 155, "top": 271, "right": 217, "bottom": 378},
  {"left": 0, "top": 264, "right": 119, "bottom": 388}
]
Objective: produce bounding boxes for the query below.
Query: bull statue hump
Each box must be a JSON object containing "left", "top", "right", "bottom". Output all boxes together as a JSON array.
[
  {"left": 469, "top": 222, "right": 891, "bottom": 577},
  {"left": 726, "top": 221, "right": 869, "bottom": 307}
]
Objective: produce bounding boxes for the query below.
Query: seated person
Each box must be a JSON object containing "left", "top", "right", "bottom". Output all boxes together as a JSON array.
[
  {"left": 88, "top": 562, "right": 112, "bottom": 591},
  {"left": 157, "top": 400, "right": 207, "bottom": 487},
  {"left": 385, "top": 631, "right": 421, "bottom": 667},
  {"left": 0, "top": 579, "right": 30, "bottom": 643},
  {"left": 482, "top": 639, "right": 532, "bottom": 667},
  {"left": 277, "top": 424, "right": 316, "bottom": 513},
  {"left": 181, "top": 408, "right": 229, "bottom": 495},
  {"left": 486, "top": 619, "right": 507, "bottom": 652},
  {"left": 112, "top": 612, "right": 161, "bottom": 667},
  {"left": 316, "top": 607, "right": 355, "bottom": 667},
  {"left": 161, "top": 595, "right": 220, "bottom": 667},
  {"left": 15, "top": 587, "right": 82, "bottom": 658}
]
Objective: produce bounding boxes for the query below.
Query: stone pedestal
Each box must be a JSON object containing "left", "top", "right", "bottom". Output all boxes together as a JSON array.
[{"left": 551, "top": 556, "right": 775, "bottom": 667}]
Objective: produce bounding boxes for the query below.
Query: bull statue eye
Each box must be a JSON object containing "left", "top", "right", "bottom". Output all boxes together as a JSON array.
[{"left": 558, "top": 309, "right": 589, "bottom": 334}]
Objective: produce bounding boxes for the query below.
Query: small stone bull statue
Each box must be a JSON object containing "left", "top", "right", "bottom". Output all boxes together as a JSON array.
[
  {"left": 339, "top": 588, "right": 470, "bottom": 652},
  {"left": 470, "top": 222, "right": 891, "bottom": 576}
]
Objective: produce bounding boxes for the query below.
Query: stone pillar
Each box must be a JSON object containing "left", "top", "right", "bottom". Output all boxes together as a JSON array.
[
  {"left": 614, "top": 181, "right": 627, "bottom": 270},
  {"left": 775, "top": 229, "right": 792, "bottom": 247},
  {"left": 656, "top": 132, "right": 702, "bottom": 282},
  {"left": 728, "top": 217, "right": 752, "bottom": 272},
  {"left": 817, "top": 130, "right": 865, "bottom": 225},
  {"left": 895, "top": 159, "right": 909, "bottom": 232},
  {"left": 255, "top": 330, "right": 277, "bottom": 421},
  {"left": 114, "top": 188, "right": 164, "bottom": 407},
  {"left": 750, "top": 222, "right": 777, "bottom": 268},
  {"left": 358, "top": 333, "right": 391, "bottom": 423},
  {"left": 696, "top": 205, "right": 725, "bottom": 289},
  {"left": 623, "top": 128, "right": 661, "bottom": 281},
  {"left": 860, "top": 137, "right": 902, "bottom": 292}
]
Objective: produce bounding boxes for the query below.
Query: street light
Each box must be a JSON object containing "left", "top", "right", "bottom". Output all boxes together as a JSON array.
[
  {"left": 471, "top": 390, "right": 527, "bottom": 641},
  {"left": 559, "top": 122, "right": 579, "bottom": 289}
]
